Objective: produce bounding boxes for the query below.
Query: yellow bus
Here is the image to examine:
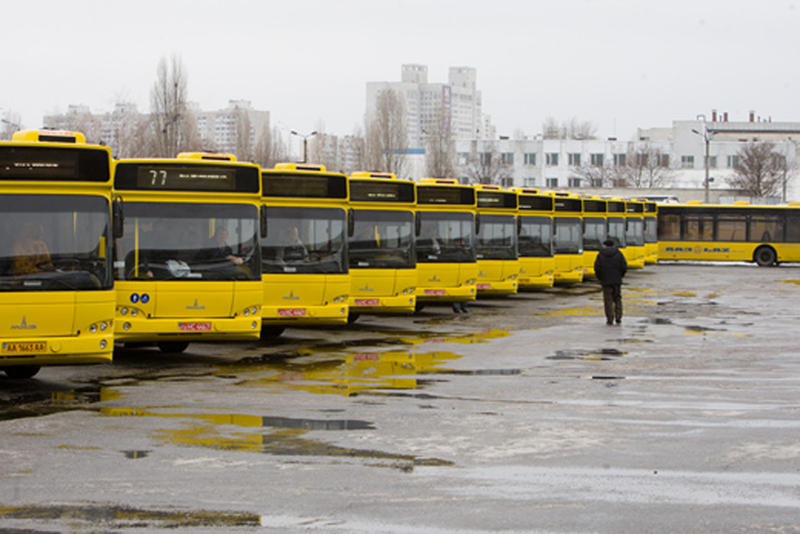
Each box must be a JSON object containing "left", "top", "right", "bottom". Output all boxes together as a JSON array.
[
  {"left": 474, "top": 185, "right": 519, "bottom": 296},
  {"left": 260, "top": 163, "right": 350, "bottom": 336},
  {"left": 606, "top": 199, "right": 627, "bottom": 254},
  {"left": 347, "top": 172, "right": 417, "bottom": 319},
  {"left": 551, "top": 193, "right": 584, "bottom": 284},
  {"left": 658, "top": 202, "right": 800, "bottom": 266},
  {"left": 642, "top": 200, "right": 659, "bottom": 264},
  {"left": 625, "top": 199, "right": 647, "bottom": 269},
  {"left": 581, "top": 196, "right": 608, "bottom": 279},
  {"left": 112, "top": 153, "right": 263, "bottom": 353},
  {"left": 414, "top": 178, "right": 478, "bottom": 313},
  {"left": 515, "top": 188, "right": 555, "bottom": 289},
  {"left": 0, "top": 130, "right": 120, "bottom": 378}
]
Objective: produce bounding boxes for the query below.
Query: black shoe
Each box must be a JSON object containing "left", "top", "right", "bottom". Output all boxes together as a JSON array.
[
  {"left": 615, "top": 319, "right": 622, "bottom": 325},
  {"left": 606, "top": 320, "right": 613, "bottom": 325},
  {"left": 452, "top": 305, "right": 462, "bottom": 313}
]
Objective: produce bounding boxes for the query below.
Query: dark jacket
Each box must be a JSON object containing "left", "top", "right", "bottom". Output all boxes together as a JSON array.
[{"left": 594, "top": 245, "right": 627, "bottom": 286}]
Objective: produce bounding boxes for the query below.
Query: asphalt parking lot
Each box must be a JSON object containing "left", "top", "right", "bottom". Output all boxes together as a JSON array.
[{"left": 1, "top": 263, "right": 799, "bottom": 533}]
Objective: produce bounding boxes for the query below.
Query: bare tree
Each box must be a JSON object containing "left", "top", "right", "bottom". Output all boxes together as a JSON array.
[
  {"left": 233, "top": 107, "right": 253, "bottom": 162},
  {"left": 617, "top": 144, "right": 674, "bottom": 188},
  {"left": 425, "top": 102, "right": 456, "bottom": 178},
  {"left": 150, "top": 54, "right": 199, "bottom": 157},
  {"left": 1, "top": 110, "right": 22, "bottom": 140},
  {"left": 728, "top": 142, "right": 788, "bottom": 198},
  {"left": 542, "top": 117, "right": 597, "bottom": 140},
  {"left": 570, "top": 162, "right": 614, "bottom": 188},
  {"left": 254, "top": 125, "right": 290, "bottom": 169},
  {"left": 463, "top": 142, "right": 513, "bottom": 185},
  {"left": 365, "top": 88, "right": 408, "bottom": 176}
]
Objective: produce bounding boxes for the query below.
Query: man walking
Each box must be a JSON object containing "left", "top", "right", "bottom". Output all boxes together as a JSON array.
[{"left": 594, "top": 239, "right": 627, "bottom": 325}]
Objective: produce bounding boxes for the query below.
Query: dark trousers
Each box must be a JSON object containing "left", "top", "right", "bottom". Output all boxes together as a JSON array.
[{"left": 602, "top": 284, "right": 623, "bottom": 323}]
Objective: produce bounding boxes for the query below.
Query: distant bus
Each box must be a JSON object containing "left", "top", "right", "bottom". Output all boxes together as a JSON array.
[
  {"left": 642, "top": 200, "right": 659, "bottom": 264},
  {"left": 581, "top": 196, "right": 607, "bottom": 278},
  {"left": 113, "top": 153, "right": 263, "bottom": 353},
  {"left": 606, "top": 199, "right": 627, "bottom": 252},
  {"left": 0, "top": 130, "right": 120, "bottom": 378},
  {"left": 260, "top": 163, "right": 351, "bottom": 336},
  {"left": 414, "top": 179, "right": 478, "bottom": 310},
  {"left": 514, "top": 188, "right": 555, "bottom": 289},
  {"left": 474, "top": 185, "right": 519, "bottom": 296},
  {"left": 551, "top": 193, "right": 584, "bottom": 284},
  {"left": 347, "top": 172, "right": 417, "bottom": 318},
  {"left": 625, "top": 199, "right": 646, "bottom": 269},
  {"left": 658, "top": 202, "right": 800, "bottom": 266}
]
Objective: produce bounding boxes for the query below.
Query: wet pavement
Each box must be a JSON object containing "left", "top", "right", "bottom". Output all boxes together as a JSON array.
[{"left": 1, "top": 264, "right": 800, "bottom": 533}]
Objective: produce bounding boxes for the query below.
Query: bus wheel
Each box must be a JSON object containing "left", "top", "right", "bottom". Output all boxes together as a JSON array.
[
  {"left": 347, "top": 313, "right": 360, "bottom": 324},
  {"left": 157, "top": 342, "right": 190, "bottom": 353},
  {"left": 3, "top": 366, "right": 41, "bottom": 379},
  {"left": 413, "top": 303, "right": 426, "bottom": 314},
  {"left": 754, "top": 246, "right": 777, "bottom": 267},
  {"left": 260, "top": 326, "right": 285, "bottom": 339}
]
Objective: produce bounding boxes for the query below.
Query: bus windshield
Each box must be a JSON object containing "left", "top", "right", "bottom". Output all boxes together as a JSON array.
[
  {"left": 583, "top": 218, "right": 606, "bottom": 252},
  {"left": 417, "top": 212, "right": 475, "bottom": 264},
  {"left": 115, "top": 202, "right": 260, "bottom": 281},
  {"left": 261, "top": 206, "right": 347, "bottom": 274},
  {"left": 627, "top": 219, "right": 645, "bottom": 246},
  {"left": 607, "top": 217, "right": 627, "bottom": 247},
  {"left": 349, "top": 210, "right": 414, "bottom": 269},
  {"left": 645, "top": 218, "right": 658, "bottom": 244},
  {"left": 476, "top": 214, "right": 517, "bottom": 260},
  {"left": 519, "top": 216, "right": 552, "bottom": 257},
  {"left": 0, "top": 194, "right": 111, "bottom": 291},
  {"left": 554, "top": 217, "right": 583, "bottom": 254}
]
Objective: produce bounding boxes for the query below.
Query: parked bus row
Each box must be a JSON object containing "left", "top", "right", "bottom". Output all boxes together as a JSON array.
[{"left": 1, "top": 130, "right": 662, "bottom": 379}]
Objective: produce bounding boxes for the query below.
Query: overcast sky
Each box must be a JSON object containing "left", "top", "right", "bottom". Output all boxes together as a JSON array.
[{"left": 3, "top": 0, "right": 798, "bottom": 143}]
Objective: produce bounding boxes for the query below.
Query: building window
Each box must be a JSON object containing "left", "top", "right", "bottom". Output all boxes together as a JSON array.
[
  {"left": 591, "top": 153, "right": 604, "bottom": 166},
  {"left": 613, "top": 153, "right": 626, "bottom": 167},
  {"left": 524, "top": 153, "right": 537, "bottom": 166},
  {"left": 681, "top": 155, "right": 695, "bottom": 169},
  {"left": 523, "top": 177, "right": 537, "bottom": 187},
  {"left": 457, "top": 153, "right": 469, "bottom": 166},
  {"left": 500, "top": 177, "right": 514, "bottom": 187},
  {"left": 502, "top": 152, "right": 514, "bottom": 165},
  {"left": 546, "top": 177, "right": 559, "bottom": 188},
  {"left": 480, "top": 152, "right": 492, "bottom": 165},
  {"left": 546, "top": 153, "right": 559, "bottom": 166},
  {"left": 727, "top": 155, "right": 740, "bottom": 168},
  {"left": 568, "top": 177, "right": 583, "bottom": 188},
  {"left": 568, "top": 153, "right": 581, "bottom": 166},
  {"left": 659, "top": 154, "right": 670, "bottom": 167},
  {"left": 709, "top": 156, "right": 717, "bottom": 169}
]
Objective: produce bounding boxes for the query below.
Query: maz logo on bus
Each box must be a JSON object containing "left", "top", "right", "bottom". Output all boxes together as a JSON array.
[{"left": 665, "top": 246, "right": 730, "bottom": 253}]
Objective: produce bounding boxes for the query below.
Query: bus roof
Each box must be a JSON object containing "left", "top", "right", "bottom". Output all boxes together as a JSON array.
[{"left": 12, "top": 129, "right": 86, "bottom": 144}]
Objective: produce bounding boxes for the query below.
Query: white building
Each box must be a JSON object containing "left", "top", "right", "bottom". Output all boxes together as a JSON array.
[{"left": 194, "top": 100, "right": 270, "bottom": 155}]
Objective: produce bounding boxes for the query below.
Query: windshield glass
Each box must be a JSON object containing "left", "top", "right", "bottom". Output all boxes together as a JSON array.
[
  {"left": 519, "top": 216, "right": 553, "bottom": 257},
  {"left": 645, "top": 217, "right": 658, "bottom": 244},
  {"left": 0, "top": 194, "right": 111, "bottom": 292},
  {"left": 627, "top": 218, "right": 645, "bottom": 246},
  {"left": 114, "top": 202, "right": 259, "bottom": 281},
  {"left": 417, "top": 211, "right": 475, "bottom": 264},
  {"left": 583, "top": 218, "right": 606, "bottom": 252},
  {"left": 261, "top": 206, "right": 347, "bottom": 274},
  {"left": 349, "top": 210, "right": 414, "bottom": 269},
  {"left": 554, "top": 217, "right": 583, "bottom": 254},
  {"left": 476, "top": 214, "right": 517, "bottom": 260},
  {"left": 607, "top": 217, "right": 627, "bottom": 247}
]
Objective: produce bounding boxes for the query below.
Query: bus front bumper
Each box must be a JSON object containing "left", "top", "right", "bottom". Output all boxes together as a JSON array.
[
  {"left": 0, "top": 332, "right": 114, "bottom": 367},
  {"left": 416, "top": 285, "right": 477, "bottom": 302},
  {"left": 554, "top": 267, "right": 585, "bottom": 284},
  {"left": 114, "top": 316, "right": 262, "bottom": 342},
  {"left": 348, "top": 294, "right": 416, "bottom": 315},
  {"left": 518, "top": 273, "right": 554, "bottom": 289},
  {"left": 262, "top": 305, "right": 349, "bottom": 326},
  {"left": 476, "top": 279, "right": 518, "bottom": 296}
]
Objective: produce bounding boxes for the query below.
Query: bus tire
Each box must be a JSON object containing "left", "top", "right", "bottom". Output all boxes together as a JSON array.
[
  {"left": 157, "top": 341, "right": 190, "bottom": 353},
  {"left": 347, "top": 313, "right": 360, "bottom": 324},
  {"left": 260, "top": 326, "right": 285, "bottom": 339},
  {"left": 754, "top": 246, "right": 777, "bottom": 267},
  {"left": 3, "top": 366, "right": 41, "bottom": 379},
  {"left": 413, "top": 303, "right": 426, "bottom": 314}
]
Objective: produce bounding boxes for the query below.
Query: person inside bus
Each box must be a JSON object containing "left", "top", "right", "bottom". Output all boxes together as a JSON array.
[
  {"left": 12, "top": 223, "right": 52, "bottom": 275},
  {"left": 420, "top": 224, "right": 442, "bottom": 255},
  {"left": 276, "top": 225, "right": 309, "bottom": 263},
  {"left": 594, "top": 239, "right": 627, "bottom": 325},
  {"left": 204, "top": 224, "right": 244, "bottom": 265}
]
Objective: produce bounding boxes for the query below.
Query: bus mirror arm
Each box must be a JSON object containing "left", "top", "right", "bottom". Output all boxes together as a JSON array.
[
  {"left": 475, "top": 214, "right": 481, "bottom": 235},
  {"left": 112, "top": 196, "right": 124, "bottom": 239},
  {"left": 348, "top": 208, "right": 355, "bottom": 238},
  {"left": 260, "top": 204, "right": 268, "bottom": 238},
  {"left": 415, "top": 213, "right": 422, "bottom": 237},
  {"left": 517, "top": 216, "right": 522, "bottom": 235}
]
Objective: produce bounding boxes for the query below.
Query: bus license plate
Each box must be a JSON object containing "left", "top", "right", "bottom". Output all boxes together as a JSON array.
[
  {"left": 477, "top": 283, "right": 491, "bottom": 290},
  {"left": 178, "top": 322, "right": 211, "bottom": 332},
  {"left": 424, "top": 289, "right": 446, "bottom": 296},
  {"left": 278, "top": 309, "right": 306, "bottom": 317},
  {"left": 354, "top": 299, "right": 379, "bottom": 306},
  {"left": 2, "top": 341, "right": 47, "bottom": 355}
]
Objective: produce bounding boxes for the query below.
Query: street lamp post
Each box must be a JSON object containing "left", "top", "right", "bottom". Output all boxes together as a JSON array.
[
  {"left": 691, "top": 116, "right": 712, "bottom": 203},
  {"left": 290, "top": 130, "right": 317, "bottom": 164}
]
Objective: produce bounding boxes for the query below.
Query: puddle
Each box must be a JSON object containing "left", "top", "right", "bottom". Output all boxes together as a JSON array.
[
  {"left": 0, "top": 504, "right": 260, "bottom": 529},
  {"left": 122, "top": 450, "right": 151, "bottom": 459},
  {"left": 0, "top": 386, "right": 102, "bottom": 422},
  {"left": 428, "top": 368, "right": 522, "bottom": 376},
  {"left": 640, "top": 318, "right": 673, "bottom": 325},
  {"left": 260, "top": 416, "right": 374, "bottom": 431},
  {"left": 684, "top": 325, "right": 726, "bottom": 333},
  {"left": 548, "top": 348, "right": 627, "bottom": 361}
]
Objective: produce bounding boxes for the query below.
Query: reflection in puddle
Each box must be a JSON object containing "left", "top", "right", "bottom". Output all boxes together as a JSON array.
[
  {"left": 548, "top": 348, "right": 626, "bottom": 361},
  {"left": 641, "top": 318, "right": 673, "bottom": 325},
  {"left": 429, "top": 369, "right": 522, "bottom": 376},
  {"left": 122, "top": 450, "right": 151, "bottom": 459},
  {"left": 260, "top": 416, "right": 374, "bottom": 430}
]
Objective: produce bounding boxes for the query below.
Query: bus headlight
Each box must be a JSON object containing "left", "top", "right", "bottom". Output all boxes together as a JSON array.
[
  {"left": 100, "top": 322, "right": 108, "bottom": 331},
  {"left": 131, "top": 309, "right": 138, "bottom": 317},
  {"left": 90, "top": 324, "right": 98, "bottom": 334},
  {"left": 123, "top": 322, "right": 132, "bottom": 331},
  {"left": 251, "top": 307, "right": 259, "bottom": 315},
  {"left": 120, "top": 308, "right": 128, "bottom": 316},
  {"left": 251, "top": 321, "right": 258, "bottom": 329},
  {"left": 243, "top": 308, "right": 250, "bottom": 317},
  {"left": 100, "top": 340, "right": 108, "bottom": 350}
]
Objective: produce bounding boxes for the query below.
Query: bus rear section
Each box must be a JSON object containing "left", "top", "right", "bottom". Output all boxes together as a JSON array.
[
  {"left": 515, "top": 189, "right": 555, "bottom": 290},
  {"left": 112, "top": 155, "right": 263, "bottom": 352},
  {"left": 0, "top": 130, "right": 117, "bottom": 378},
  {"left": 260, "top": 164, "right": 350, "bottom": 334},
  {"left": 348, "top": 173, "right": 417, "bottom": 318},
  {"left": 551, "top": 193, "right": 584, "bottom": 284},
  {"left": 415, "top": 179, "right": 478, "bottom": 309},
  {"left": 474, "top": 185, "right": 519, "bottom": 296}
]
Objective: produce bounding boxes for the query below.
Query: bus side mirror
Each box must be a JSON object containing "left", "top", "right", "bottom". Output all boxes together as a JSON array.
[
  {"left": 517, "top": 216, "right": 522, "bottom": 234},
  {"left": 112, "top": 197, "right": 124, "bottom": 239},
  {"left": 348, "top": 208, "right": 355, "bottom": 238},
  {"left": 260, "top": 204, "right": 268, "bottom": 238},
  {"left": 475, "top": 213, "right": 481, "bottom": 235},
  {"left": 415, "top": 213, "right": 421, "bottom": 237}
]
